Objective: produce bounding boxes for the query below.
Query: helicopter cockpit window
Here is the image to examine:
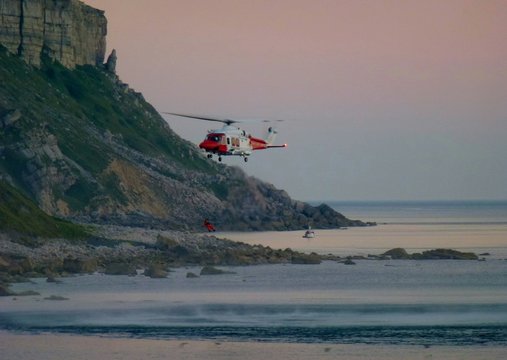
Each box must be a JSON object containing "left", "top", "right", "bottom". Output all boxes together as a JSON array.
[{"left": 207, "top": 134, "right": 221, "bottom": 142}]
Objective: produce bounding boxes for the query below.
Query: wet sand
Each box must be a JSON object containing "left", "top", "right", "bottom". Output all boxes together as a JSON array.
[{"left": 1, "top": 331, "right": 505, "bottom": 360}]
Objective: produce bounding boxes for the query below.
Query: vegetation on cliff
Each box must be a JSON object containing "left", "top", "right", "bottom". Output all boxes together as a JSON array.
[{"left": 0, "top": 180, "right": 87, "bottom": 238}]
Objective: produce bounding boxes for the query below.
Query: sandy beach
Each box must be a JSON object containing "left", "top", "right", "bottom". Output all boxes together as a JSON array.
[{"left": 1, "top": 331, "right": 505, "bottom": 360}]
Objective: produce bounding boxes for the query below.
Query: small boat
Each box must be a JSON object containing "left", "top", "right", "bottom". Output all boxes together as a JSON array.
[{"left": 303, "top": 226, "right": 315, "bottom": 238}]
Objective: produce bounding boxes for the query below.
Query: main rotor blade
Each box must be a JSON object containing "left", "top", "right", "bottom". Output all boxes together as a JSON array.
[{"left": 161, "top": 112, "right": 238, "bottom": 125}]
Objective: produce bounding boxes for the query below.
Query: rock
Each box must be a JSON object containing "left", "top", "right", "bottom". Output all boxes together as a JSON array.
[
  {"left": 143, "top": 264, "right": 168, "bottom": 278},
  {"left": 0, "top": 256, "right": 11, "bottom": 272},
  {"left": 46, "top": 274, "right": 61, "bottom": 283},
  {"left": 0, "top": 0, "right": 107, "bottom": 68},
  {"left": 0, "top": 284, "right": 13, "bottom": 296},
  {"left": 382, "top": 248, "right": 478, "bottom": 260},
  {"left": 1, "top": 109, "right": 21, "bottom": 128},
  {"left": 63, "top": 258, "right": 98, "bottom": 274},
  {"left": 104, "top": 262, "right": 137, "bottom": 276},
  {"left": 382, "top": 248, "right": 410, "bottom": 259},
  {"left": 200, "top": 266, "right": 235, "bottom": 275},
  {"left": 412, "top": 249, "right": 478, "bottom": 260},
  {"left": 44, "top": 295, "right": 69, "bottom": 301},
  {"left": 105, "top": 49, "right": 117, "bottom": 73},
  {"left": 291, "top": 252, "right": 321, "bottom": 264},
  {"left": 186, "top": 272, "right": 199, "bottom": 278},
  {"left": 155, "top": 234, "right": 179, "bottom": 249},
  {"left": 342, "top": 258, "right": 356, "bottom": 265}
]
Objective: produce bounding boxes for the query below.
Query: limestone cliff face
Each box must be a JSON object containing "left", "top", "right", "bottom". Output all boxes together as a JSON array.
[{"left": 0, "top": 0, "right": 106, "bottom": 68}]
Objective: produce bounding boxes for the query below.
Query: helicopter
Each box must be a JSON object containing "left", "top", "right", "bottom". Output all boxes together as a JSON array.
[{"left": 162, "top": 112, "right": 287, "bottom": 162}]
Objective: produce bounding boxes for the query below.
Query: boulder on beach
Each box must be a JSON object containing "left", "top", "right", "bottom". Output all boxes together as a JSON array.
[
  {"left": 0, "top": 284, "right": 13, "bottom": 296},
  {"left": 104, "top": 262, "right": 137, "bottom": 276},
  {"left": 143, "top": 264, "right": 169, "bottom": 278},
  {"left": 46, "top": 276, "right": 61, "bottom": 283},
  {"left": 186, "top": 272, "right": 199, "bottom": 278},
  {"left": 63, "top": 258, "right": 98, "bottom": 274}
]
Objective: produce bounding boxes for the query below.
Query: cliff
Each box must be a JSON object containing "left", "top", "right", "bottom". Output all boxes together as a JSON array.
[
  {"left": 0, "top": 0, "right": 106, "bottom": 68},
  {"left": 0, "top": 2, "right": 365, "bottom": 232}
]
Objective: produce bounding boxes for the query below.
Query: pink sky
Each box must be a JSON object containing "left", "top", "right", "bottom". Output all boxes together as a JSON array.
[{"left": 84, "top": 0, "right": 507, "bottom": 201}]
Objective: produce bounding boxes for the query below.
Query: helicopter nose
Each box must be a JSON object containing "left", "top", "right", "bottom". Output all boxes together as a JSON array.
[{"left": 199, "top": 140, "right": 210, "bottom": 149}]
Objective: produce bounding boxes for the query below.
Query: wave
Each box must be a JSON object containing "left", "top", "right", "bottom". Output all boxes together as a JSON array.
[
  {"left": 2, "top": 303, "right": 507, "bottom": 345},
  {"left": 2, "top": 324, "right": 506, "bottom": 346}
]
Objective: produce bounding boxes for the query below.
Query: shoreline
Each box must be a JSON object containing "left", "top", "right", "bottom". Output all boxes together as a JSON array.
[
  {"left": 1, "top": 331, "right": 505, "bottom": 360},
  {"left": 2, "top": 223, "right": 505, "bottom": 293}
]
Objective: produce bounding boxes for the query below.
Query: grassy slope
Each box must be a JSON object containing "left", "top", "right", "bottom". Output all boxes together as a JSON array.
[
  {"left": 0, "top": 180, "right": 88, "bottom": 238},
  {"left": 0, "top": 46, "right": 220, "bottom": 211}
]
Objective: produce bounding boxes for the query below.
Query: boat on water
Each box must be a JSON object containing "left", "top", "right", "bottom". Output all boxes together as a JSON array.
[{"left": 302, "top": 226, "right": 315, "bottom": 238}]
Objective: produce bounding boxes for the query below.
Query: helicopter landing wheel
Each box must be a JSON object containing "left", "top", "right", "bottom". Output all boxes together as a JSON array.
[
  {"left": 244, "top": 157, "right": 248, "bottom": 162},
  {"left": 218, "top": 156, "right": 222, "bottom": 162},
  {"left": 207, "top": 154, "right": 212, "bottom": 159}
]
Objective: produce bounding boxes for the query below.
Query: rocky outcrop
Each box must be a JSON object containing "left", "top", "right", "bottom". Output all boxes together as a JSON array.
[
  {"left": 382, "top": 248, "right": 479, "bottom": 260},
  {"left": 382, "top": 248, "right": 410, "bottom": 259},
  {"left": 200, "top": 266, "right": 235, "bottom": 275},
  {"left": 0, "top": 108, "right": 21, "bottom": 128},
  {"left": 105, "top": 49, "right": 116, "bottom": 73},
  {"left": 0, "top": 0, "right": 106, "bottom": 67}
]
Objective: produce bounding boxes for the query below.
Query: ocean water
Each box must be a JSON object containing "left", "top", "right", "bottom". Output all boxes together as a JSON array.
[
  {"left": 1, "top": 201, "right": 507, "bottom": 346},
  {"left": 324, "top": 200, "right": 507, "bottom": 225}
]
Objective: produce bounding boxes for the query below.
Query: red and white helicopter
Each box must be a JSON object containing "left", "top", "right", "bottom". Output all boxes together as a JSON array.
[{"left": 162, "top": 112, "right": 287, "bottom": 162}]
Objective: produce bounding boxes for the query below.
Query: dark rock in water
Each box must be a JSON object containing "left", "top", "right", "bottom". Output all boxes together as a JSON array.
[
  {"left": 412, "top": 249, "right": 478, "bottom": 260},
  {"left": 291, "top": 252, "right": 321, "bottom": 264},
  {"left": 44, "top": 295, "right": 69, "bottom": 301},
  {"left": 143, "top": 264, "right": 168, "bottom": 278},
  {"left": 382, "top": 248, "right": 478, "bottom": 260},
  {"left": 342, "top": 258, "right": 356, "bottom": 265},
  {"left": 104, "top": 262, "right": 137, "bottom": 276},
  {"left": 383, "top": 248, "right": 410, "bottom": 259},
  {"left": 200, "top": 266, "right": 235, "bottom": 275},
  {"left": 479, "top": 253, "right": 490, "bottom": 256},
  {"left": 186, "top": 272, "right": 199, "bottom": 278}
]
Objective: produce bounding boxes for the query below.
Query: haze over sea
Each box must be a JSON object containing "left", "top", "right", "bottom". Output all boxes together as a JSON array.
[{"left": 1, "top": 201, "right": 507, "bottom": 358}]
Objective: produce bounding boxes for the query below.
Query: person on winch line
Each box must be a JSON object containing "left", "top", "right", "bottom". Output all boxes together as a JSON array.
[{"left": 203, "top": 218, "right": 216, "bottom": 232}]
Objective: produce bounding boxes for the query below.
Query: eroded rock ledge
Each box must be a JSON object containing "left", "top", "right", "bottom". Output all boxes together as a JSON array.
[{"left": 0, "top": 0, "right": 106, "bottom": 67}]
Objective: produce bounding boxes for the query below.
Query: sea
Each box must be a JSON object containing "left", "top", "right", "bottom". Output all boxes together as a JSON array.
[{"left": 1, "top": 200, "right": 507, "bottom": 347}]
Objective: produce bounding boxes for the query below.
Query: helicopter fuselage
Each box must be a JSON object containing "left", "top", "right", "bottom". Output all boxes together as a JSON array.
[{"left": 199, "top": 125, "right": 269, "bottom": 160}]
